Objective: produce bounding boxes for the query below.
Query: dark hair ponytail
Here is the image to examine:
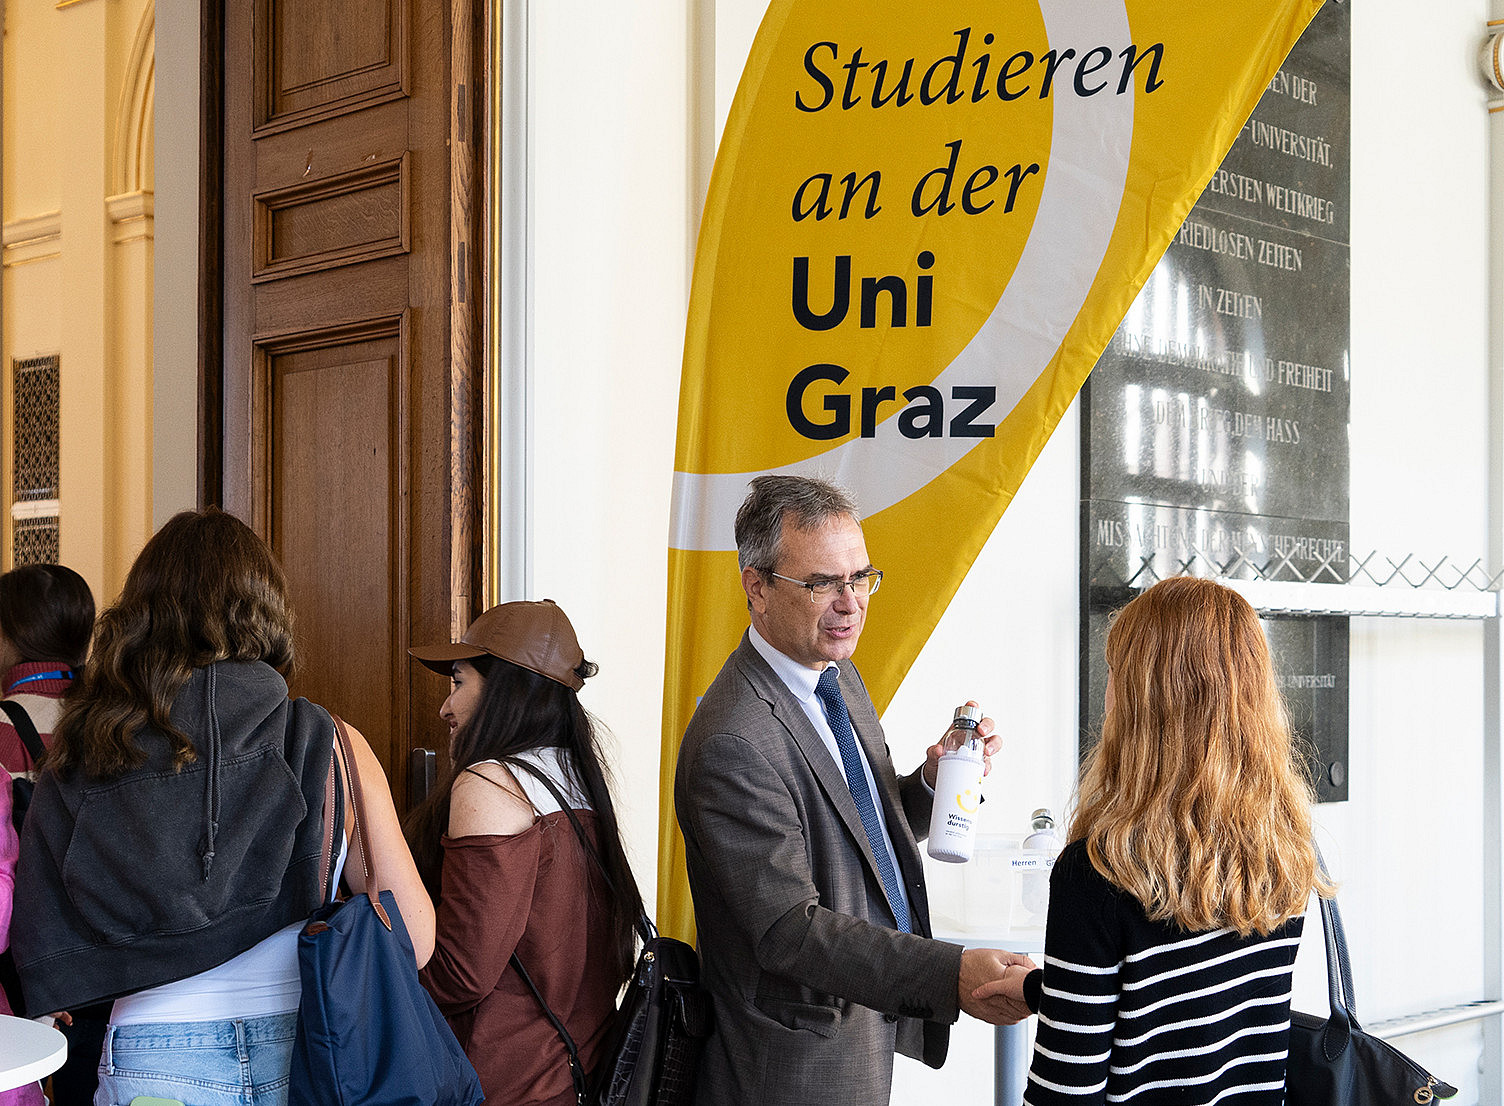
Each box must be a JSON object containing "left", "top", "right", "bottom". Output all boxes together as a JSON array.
[{"left": 403, "top": 655, "right": 645, "bottom": 985}]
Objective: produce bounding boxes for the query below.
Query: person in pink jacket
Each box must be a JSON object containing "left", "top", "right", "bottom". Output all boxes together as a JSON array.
[{"left": 0, "top": 782, "right": 43, "bottom": 1106}]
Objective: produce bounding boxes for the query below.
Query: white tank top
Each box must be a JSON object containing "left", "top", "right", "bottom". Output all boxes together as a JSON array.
[
  {"left": 111, "top": 837, "right": 347, "bottom": 1024},
  {"left": 481, "top": 747, "right": 592, "bottom": 814}
]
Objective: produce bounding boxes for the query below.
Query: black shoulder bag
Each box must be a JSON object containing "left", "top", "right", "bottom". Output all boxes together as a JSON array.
[
  {"left": 505, "top": 762, "right": 712, "bottom": 1106},
  {"left": 1286, "top": 856, "right": 1457, "bottom": 1105}
]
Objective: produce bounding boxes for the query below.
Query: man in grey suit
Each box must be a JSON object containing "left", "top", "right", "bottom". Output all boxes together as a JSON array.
[{"left": 675, "top": 475, "right": 1035, "bottom": 1105}]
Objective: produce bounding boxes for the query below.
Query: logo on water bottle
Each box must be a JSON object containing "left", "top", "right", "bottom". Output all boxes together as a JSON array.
[{"left": 954, "top": 788, "right": 979, "bottom": 814}]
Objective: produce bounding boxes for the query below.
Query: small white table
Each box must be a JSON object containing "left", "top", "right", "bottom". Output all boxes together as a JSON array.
[{"left": 0, "top": 1015, "right": 66, "bottom": 1092}]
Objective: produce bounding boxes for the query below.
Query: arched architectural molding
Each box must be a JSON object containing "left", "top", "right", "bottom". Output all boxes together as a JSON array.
[{"left": 112, "top": 0, "right": 155, "bottom": 198}]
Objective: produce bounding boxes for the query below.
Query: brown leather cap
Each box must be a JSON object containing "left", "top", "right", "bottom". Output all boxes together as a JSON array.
[{"left": 409, "top": 599, "right": 587, "bottom": 690}]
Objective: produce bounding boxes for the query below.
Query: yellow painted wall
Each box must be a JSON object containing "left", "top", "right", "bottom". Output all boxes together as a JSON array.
[{"left": 2, "top": 0, "right": 155, "bottom": 608}]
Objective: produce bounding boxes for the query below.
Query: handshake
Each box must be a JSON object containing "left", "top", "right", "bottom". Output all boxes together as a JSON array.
[{"left": 958, "top": 948, "right": 1037, "bottom": 1025}]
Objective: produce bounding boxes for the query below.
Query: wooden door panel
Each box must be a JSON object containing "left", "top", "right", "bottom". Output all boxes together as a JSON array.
[
  {"left": 253, "top": 153, "right": 409, "bottom": 281},
  {"left": 267, "top": 321, "right": 407, "bottom": 752},
  {"left": 251, "top": 258, "right": 411, "bottom": 335},
  {"left": 249, "top": 99, "right": 410, "bottom": 187},
  {"left": 255, "top": 0, "right": 409, "bottom": 132}
]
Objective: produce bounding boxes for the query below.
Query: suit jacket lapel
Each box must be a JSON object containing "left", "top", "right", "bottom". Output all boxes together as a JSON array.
[
  {"left": 839, "top": 664, "right": 898, "bottom": 812},
  {"left": 734, "top": 637, "right": 918, "bottom": 930},
  {"left": 733, "top": 638, "right": 890, "bottom": 892}
]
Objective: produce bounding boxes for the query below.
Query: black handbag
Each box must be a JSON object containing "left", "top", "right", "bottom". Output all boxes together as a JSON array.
[
  {"left": 586, "top": 925, "right": 711, "bottom": 1106},
  {"left": 288, "top": 715, "right": 484, "bottom": 1106},
  {"left": 508, "top": 762, "right": 713, "bottom": 1106},
  {"left": 1286, "top": 876, "right": 1457, "bottom": 1105}
]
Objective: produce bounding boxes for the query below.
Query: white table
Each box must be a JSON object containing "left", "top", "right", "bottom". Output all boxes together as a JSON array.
[{"left": 0, "top": 1015, "right": 66, "bottom": 1092}]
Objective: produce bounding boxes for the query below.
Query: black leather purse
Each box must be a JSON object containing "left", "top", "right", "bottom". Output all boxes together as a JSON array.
[
  {"left": 1286, "top": 878, "right": 1457, "bottom": 1105},
  {"left": 508, "top": 763, "right": 712, "bottom": 1106},
  {"left": 516, "top": 916, "right": 711, "bottom": 1106},
  {"left": 592, "top": 930, "right": 710, "bottom": 1106}
]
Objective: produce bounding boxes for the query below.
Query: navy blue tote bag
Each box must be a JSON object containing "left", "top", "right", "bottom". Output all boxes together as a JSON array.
[{"left": 289, "top": 715, "right": 483, "bottom": 1106}]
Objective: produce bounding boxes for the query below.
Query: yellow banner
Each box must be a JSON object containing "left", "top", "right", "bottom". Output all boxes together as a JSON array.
[{"left": 660, "top": 0, "right": 1325, "bottom": 938}]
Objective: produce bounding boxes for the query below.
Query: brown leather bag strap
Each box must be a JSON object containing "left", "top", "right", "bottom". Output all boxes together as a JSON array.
[{"left": 331, "top": 713, "right": 393, "bottom": 930}]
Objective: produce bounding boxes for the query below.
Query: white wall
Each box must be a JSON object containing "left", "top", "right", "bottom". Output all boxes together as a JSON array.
[{"left": 526, "top": 0, "right": 692, "bottom": 901}]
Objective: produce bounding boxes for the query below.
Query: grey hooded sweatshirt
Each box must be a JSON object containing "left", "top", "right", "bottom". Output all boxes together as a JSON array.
[{"left": 12, "top": 659, "right": 337, "bottom": 1014}]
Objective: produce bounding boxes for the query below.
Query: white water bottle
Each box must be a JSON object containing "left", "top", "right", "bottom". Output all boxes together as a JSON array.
[{"left": 927, "top": 704, "right": 987, "bottom": 863}]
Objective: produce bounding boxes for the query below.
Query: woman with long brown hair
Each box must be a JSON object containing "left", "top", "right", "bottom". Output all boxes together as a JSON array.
[
  {"left": 405, "top": 600, "right": 644, "bottom": 1106},
  {"left": 11, "top": 508, "right": 432, "bottom": 1106},
  {"left": 996, "top": 576, "right": 1331, "bottom": 1106}
]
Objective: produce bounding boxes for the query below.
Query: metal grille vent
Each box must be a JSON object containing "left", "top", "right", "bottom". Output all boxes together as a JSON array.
[
  {"left": 11, "top": 355, "right": 60, "bottom": 565},
  {"left": 12, "top": 517, "right": 58, "bottom": 565}
]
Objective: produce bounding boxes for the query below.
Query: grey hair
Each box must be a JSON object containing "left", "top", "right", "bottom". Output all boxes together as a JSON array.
[{"left": 734, "top": 475, "right": 860, "bottom": 574}]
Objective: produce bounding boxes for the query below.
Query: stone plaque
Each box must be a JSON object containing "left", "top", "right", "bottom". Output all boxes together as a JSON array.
[{"left": 1081, "top": 1, "right": 1350, "bottom": 801}]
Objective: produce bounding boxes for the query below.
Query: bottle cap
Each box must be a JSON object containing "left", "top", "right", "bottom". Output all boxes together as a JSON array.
[
  {"left": 1031, "top": 808, "right": 1054, "bottom": 828},
  {"left": 952, "top": 703, "right": 984, "bottom": 727}
]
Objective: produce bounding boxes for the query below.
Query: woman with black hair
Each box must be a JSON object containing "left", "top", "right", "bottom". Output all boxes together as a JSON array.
[
  {"left": 406, "top": 599, "right": 644, "bottom": 1106},
  {"left": 0, "top": 563, "right": 95, "bottom": 773}
]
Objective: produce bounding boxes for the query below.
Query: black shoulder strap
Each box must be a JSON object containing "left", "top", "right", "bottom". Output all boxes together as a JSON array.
[
  {"left": 1313, "top": 843, "right": 1357, "bottom": 1024},
  {"left": 505, "top": 757, "right": 655, "bottom": 944},
  {"left": 511, "top": 953, "right": 588, "bottom": 1105},
  {"left": 0, "top": 700, "right": 46, "bottom": 766}
]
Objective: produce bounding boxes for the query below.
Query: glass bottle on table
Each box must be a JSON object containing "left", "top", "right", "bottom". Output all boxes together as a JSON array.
[{"left": 1020, "top": 808, "right": 1061, "bottom": 920}]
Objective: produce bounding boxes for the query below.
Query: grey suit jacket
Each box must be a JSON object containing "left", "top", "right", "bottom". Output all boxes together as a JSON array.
[{"left": 675, "top": 634, "right": 963, "bottom": 1106}]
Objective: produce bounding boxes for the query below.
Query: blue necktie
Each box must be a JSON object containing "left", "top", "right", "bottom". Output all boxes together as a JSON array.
[{"left": 815, "top": 667, "right": 912, "bottom": 933}]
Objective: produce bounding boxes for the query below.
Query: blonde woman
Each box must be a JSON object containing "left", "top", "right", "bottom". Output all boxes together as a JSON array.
[{"left": 992, "top": 576, "right": 1331, "bottom": 1106}]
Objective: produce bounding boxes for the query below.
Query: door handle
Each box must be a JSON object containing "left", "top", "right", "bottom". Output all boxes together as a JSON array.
[{"left": 409, "top": 747, "right": 438, "bottom": 807}]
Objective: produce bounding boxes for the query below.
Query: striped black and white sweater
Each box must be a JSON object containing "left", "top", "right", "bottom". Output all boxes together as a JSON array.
[{"left": 1023, "top": 840, "right": 1304, "bottom": 1106}]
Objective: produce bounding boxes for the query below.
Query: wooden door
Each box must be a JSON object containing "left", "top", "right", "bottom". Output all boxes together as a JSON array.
[{"left": 213, "top": 0, "right": 483, "bottom": 804}]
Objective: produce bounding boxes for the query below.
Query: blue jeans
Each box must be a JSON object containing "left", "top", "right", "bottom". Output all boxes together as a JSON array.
[{"left": 94, "top": 1013, "right": 297, "bottom": 1106}]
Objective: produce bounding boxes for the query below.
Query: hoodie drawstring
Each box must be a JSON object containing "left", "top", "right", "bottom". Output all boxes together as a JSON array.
[{"left": 199, "top": 662, "right": 222, "bottom": 881}]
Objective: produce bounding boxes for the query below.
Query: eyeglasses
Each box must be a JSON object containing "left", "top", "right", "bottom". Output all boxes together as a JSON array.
[{"left": 767, "top": 569, "right": 884, "bottom": 602}]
